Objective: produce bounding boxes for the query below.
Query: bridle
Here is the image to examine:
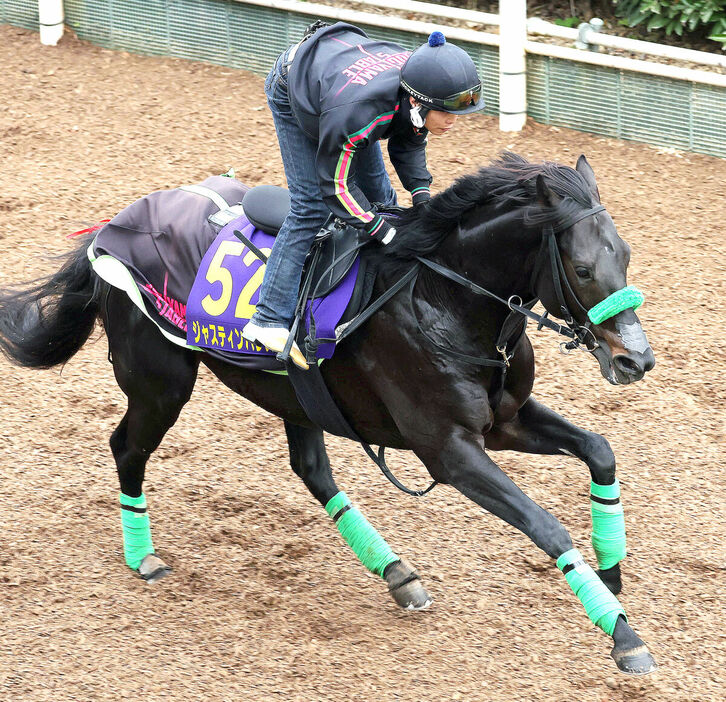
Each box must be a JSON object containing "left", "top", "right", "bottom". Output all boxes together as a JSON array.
[
  {"left": 412, "top": 204, "right": 607, "bottom": 367},
  {"left": 300, "top": 203, "right": 616, "bottom": 498},
  {"left": 532, "top": 204, "right": 606, "bottom": 354}
]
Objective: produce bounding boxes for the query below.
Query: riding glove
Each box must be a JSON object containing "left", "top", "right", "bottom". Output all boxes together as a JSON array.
[
  {"left": 411, "top": 189, "right": 431, "bottom": 207},
  {"left": 365, "top": 216, "right": 397, "bottom": 245}
]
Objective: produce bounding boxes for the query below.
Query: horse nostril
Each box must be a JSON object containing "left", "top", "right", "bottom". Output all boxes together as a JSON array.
[
  {"left": 613, "top": 354, "right": 642, "bottom": 377},
  {"left": 643, "top": 349, "right": 655, "bottom": 372}
]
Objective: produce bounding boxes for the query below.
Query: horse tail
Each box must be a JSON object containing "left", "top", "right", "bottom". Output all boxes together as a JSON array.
[{"left": 0, "top": 234, "right": 102, "bottom": 369}]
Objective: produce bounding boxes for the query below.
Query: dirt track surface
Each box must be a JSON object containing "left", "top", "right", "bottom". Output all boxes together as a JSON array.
[{"left": 1, "top": 24, "right": 725, "bottom": 702}]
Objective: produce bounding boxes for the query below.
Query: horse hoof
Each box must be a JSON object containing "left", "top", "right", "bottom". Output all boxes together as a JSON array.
[
  {"left": 384, "top": 559, "right": 433, "bottom": 611},
  {"left": 391, "top": 579, "right": 433, "bottom": 611},
  {"left": 138, "top": 554, "right": 172, "bottom": 584},
  {"left": 611, "top": 644, "right": 658, "bottom": 675}
]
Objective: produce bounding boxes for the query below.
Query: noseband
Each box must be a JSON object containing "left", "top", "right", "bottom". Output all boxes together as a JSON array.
[{"left": 534, "top": 204, "right": 606, "bottom": 353}]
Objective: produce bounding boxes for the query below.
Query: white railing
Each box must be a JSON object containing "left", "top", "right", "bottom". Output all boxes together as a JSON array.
[
  {"left": 349, "top": 0, "right": 726, "bottom": 71},
  {"left": 236, "top": 0, "right": 500, "bottom": 47},
  {"left": 526, "top": 17, "right": 726, "bottom": 70},
  {"left": 38, "top": 0, "right": 726, "bottom": 131},
  {"left": 347, "top": 0, "right": 500, "bottom": 27}
]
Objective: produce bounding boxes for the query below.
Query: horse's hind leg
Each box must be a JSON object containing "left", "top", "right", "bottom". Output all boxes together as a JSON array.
[
  {"left": 105, "top": 292, "right": 199, "bottom": 583},
  {"left": 487, "top": 395, "right": 626, "bottom": 595},
  {"left": 284, "top": 421, "right": 432, "bottom": 610}
]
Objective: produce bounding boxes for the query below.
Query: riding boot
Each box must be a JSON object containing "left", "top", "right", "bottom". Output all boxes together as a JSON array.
[{"left": 242, "top": 322, "right": 309, "bottom": 370}]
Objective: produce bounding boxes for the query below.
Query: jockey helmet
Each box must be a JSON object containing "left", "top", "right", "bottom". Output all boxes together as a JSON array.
[{"left": 400, "top": 32, "right": 485, "bottom": 115}]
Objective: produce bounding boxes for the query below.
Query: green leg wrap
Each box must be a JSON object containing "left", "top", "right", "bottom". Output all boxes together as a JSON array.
[
  {"left": 590, "top": 479, "right": 627, "bottom": 570},
  {"left": 557, "top": 548, "right": 626, "bottom": 636},
  {"left": 325, "top": 491, "right": 399, "bottom": 577},
  {"left": 120, "top": 492, "right": 155, "bottom": 570}
]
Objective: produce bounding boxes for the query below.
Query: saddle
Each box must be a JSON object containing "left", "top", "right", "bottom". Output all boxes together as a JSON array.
[
  {"left": 240, "top": 184, "right": 375, "bottom": 360},
  {"left": 243, "top": 184, "right": 370, "bottom": 301},
  {"left": 89, "top": 175, "right": 375, "bottom": 372}
]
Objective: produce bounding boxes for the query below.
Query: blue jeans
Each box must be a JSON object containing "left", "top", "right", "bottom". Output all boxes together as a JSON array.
[{"left": 251, "top": 51, "right": 397, "bottom": 328}]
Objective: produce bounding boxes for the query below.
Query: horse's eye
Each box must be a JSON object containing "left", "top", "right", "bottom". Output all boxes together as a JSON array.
[{"left": 575, "top": 267, "right": 591, "bottom": 279}]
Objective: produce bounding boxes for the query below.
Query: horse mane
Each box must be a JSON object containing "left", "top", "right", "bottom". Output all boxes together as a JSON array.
[{"left": 382, "top": 152, "right": 596, "bottom": 260}]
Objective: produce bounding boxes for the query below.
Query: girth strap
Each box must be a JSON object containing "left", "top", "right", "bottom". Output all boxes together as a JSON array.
[
  {"left": 286, "top": 362, "right": 438, "bottom": 497},
  {"left": 281, "top": 242, "right": 436, "bottom": 497}
]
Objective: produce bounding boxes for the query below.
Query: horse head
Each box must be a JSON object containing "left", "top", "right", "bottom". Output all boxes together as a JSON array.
[{"left": 533, "top": 156, "right": 655, "bottom": 385}]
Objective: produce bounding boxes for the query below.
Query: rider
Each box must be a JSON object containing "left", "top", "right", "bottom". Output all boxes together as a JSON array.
[{"left": 242, "top": 22, "right": 485, "bottom": 369}]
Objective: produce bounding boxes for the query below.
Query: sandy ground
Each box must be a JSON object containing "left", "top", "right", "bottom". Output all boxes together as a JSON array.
[{"left": 1, "top": 24, "right": 725, "bottom": 702}]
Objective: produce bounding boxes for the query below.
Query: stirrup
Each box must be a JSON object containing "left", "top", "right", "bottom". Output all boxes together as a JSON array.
[
  {"left": 273, "top": 317, "right": 311, "bottom": 371},
  {"left": 241, "top": 322, "right": 309, "bottom": 370}
]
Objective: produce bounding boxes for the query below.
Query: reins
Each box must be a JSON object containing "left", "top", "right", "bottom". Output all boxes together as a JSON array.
[
  {"left": 406, "top": 204, "right": 608, "bottom": 365},
  {"left": 275, "top": 203, "right": 620, "bottom": 499},
  {"left": 303, "top": 205, "right": 605, "bottom": 497}
]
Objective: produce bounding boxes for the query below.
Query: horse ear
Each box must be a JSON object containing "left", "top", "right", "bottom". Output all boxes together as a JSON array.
[
  {"left": 536, "top": 174, "right": 560, "bottom": 207},
  {"left": 575, "top": 154, "right": 601, "bottom": 203}
]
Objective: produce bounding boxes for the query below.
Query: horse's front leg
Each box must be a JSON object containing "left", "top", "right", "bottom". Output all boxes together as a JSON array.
[
  {"left": 416, "top": 427, "right": 656, "bottom": 675},
  {"left": 487, "top": 395, "right": 626, "bottom": 595}
]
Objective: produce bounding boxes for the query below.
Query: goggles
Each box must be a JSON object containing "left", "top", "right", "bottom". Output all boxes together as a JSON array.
[
  {"left": 433, "top": 84, "right": 482, "bottom": 111},
  {"left": 402, "top": 80, "right": 482, "bottom": 112}
]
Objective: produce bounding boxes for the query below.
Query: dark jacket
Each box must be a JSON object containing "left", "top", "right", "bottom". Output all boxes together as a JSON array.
[{"left": 286, "top": 23, "right": 432, "bottom": 237}]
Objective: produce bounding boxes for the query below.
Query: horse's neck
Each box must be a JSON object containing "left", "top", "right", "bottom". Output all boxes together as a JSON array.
[
  {"left": 410, "top": 208, "right": 541, "bottom": 348},
  {"left": 438, "top": 207, "right": 541, "bottom": 300}
]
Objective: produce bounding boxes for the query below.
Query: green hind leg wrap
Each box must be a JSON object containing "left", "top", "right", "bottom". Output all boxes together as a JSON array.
[
  {"left": 120, "top": 492, "right": 155, "bottom": 570},
  {"left": 325, "top": 492, "right": 399, "bottom": 577},
  {"left": 557, "top": 548, "right": 626, "bottom": 636},
  {"left": 590, "top": 479, "right": 627, "bottom": 570}
]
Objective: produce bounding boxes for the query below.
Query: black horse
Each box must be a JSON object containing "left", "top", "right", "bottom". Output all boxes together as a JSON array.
[{"left": 0, "top": 154, "right": 656, "bottom": 674}]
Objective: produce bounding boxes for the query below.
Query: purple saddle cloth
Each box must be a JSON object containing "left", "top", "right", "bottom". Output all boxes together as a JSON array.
[
  {"left": 185, "top": 217, "right": 358, "bottom": 361},
  {"left": 90, "top": 176, "right": 359, "bottom": 370}
]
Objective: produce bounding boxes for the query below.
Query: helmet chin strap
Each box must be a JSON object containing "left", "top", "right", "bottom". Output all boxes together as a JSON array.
[{"left": 410, "top": 102, "right": 428, "bottom": 128}]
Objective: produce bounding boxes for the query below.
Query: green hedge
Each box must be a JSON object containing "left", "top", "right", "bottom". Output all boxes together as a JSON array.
[{"left": 614, "top": 1, "right": 726, "bottom": 49}]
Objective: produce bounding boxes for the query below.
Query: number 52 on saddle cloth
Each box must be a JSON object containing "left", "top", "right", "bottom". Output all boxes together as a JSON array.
[{"left": 88, "top": 176, "right": 372, "bottom": 372}]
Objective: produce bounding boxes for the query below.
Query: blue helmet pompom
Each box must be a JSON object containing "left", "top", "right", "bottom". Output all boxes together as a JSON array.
[{"left": 428, "top": 31, "right": 446, "bottom": 47}]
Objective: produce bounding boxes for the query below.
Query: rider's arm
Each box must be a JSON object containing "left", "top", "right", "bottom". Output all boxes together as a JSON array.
[
  {"left": 316, "top": 104, "right": 397, "bottom": 244},
  {"left": 388, "top": 129, "right": 432, "bottom": 206}
]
